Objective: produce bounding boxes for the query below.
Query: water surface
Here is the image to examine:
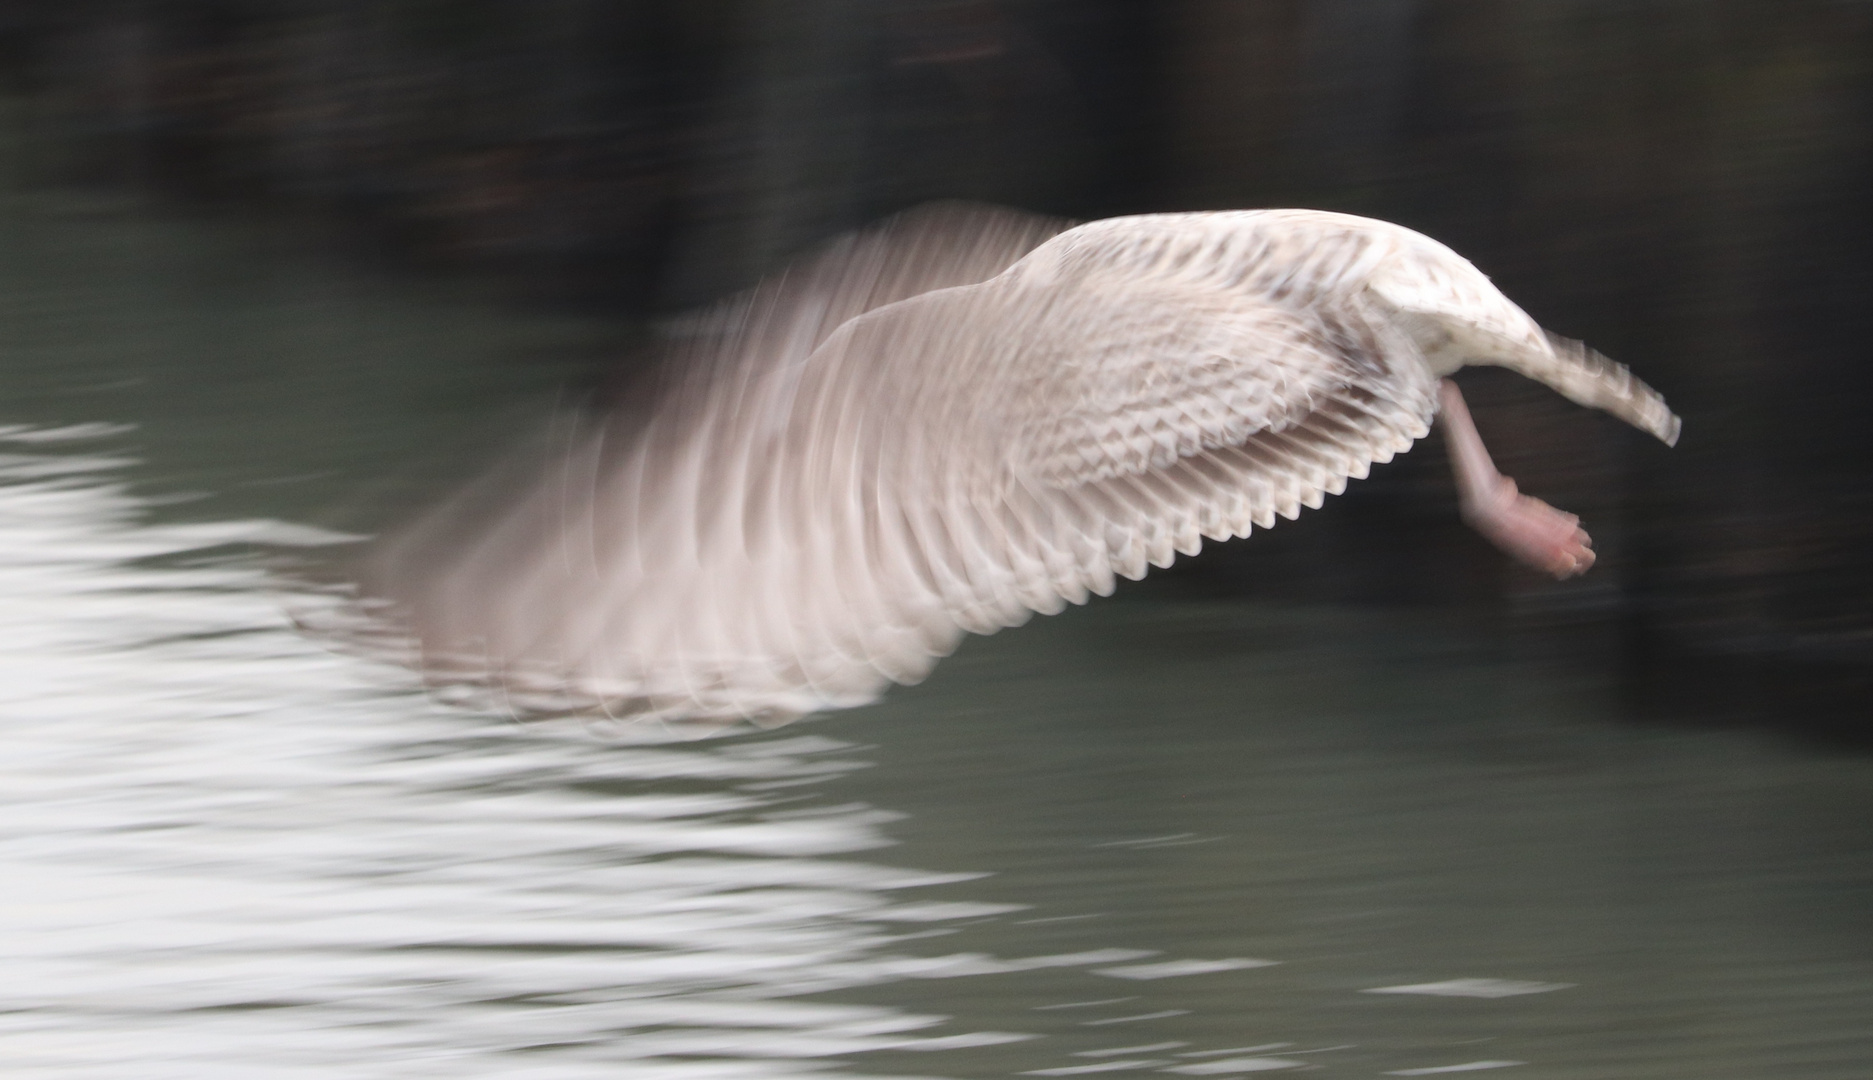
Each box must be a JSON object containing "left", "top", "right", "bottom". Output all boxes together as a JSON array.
[{"left": 1, "top": 169, "right": 1870, "bottom": 1079}]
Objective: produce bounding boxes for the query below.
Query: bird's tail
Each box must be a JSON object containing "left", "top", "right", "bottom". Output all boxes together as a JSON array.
[{"left": 1490, "top": 333, "right": 1681, "bottom": 446}]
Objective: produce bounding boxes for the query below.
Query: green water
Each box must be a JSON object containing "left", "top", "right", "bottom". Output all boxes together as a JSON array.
[{"left": 1, "top": 110, "right": 1869, "bottom": 1080}]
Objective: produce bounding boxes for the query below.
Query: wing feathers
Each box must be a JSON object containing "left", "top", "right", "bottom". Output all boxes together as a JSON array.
[{"left": 352, "top": 206, "right": 1447, "bottom": 727}]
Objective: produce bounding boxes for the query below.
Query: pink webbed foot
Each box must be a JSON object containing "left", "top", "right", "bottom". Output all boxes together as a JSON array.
[{"left": 1462, "top": 476, "right": 1595, "bottom": 578}]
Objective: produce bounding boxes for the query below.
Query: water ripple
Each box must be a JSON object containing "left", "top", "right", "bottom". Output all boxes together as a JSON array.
[{"left": 0, "top": 430, "right": 1023, "bottom": 1078}]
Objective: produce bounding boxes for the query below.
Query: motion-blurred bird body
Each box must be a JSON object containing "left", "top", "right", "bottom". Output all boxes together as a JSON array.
[{"left": 358, "top": 203, "right": 1678, "bottom": 728}]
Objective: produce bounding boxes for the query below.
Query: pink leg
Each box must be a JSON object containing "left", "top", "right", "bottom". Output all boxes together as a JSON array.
[{"left": 1438, "top": 380, "right": 1595, "bottom": 578}]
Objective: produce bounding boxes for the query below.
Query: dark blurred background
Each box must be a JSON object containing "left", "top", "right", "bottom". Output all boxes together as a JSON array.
[{"left": 1, "top": 0, "right": 1868, "bottom": 741}]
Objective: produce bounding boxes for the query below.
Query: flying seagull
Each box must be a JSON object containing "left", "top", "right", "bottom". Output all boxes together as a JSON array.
[{"left": 350, "top": 202, "right": 1679, "bottom": 728}]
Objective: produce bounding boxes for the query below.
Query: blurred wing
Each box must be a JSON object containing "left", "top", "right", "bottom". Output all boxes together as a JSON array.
[
  {"left": 648, "top": 200, "right": 1073, "bottom": 398},
  {"left": 351, "top": 208, "right": 1440, "bottom": 729},
  {"left": 355, "top": 203, "right": 1068, "bottom": 727}
]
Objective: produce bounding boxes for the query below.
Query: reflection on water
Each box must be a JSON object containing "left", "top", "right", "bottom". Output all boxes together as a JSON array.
[{"left": 0, "top": 431, "right": 1032, "bottom": 1078}]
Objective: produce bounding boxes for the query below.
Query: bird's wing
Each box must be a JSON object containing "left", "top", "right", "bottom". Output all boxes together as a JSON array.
[
  {"left": 352, "top": 202, "right": 1069, "bottom": 728},
  {"left": 490, "top": 272, "right": 1437, "bottom": 728},
  {"left": 350, "top": 209, "right": 1440, "bottom": 730},
  {"left": 798, "top": 271, "right": 1441, "bottom": 630}
]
